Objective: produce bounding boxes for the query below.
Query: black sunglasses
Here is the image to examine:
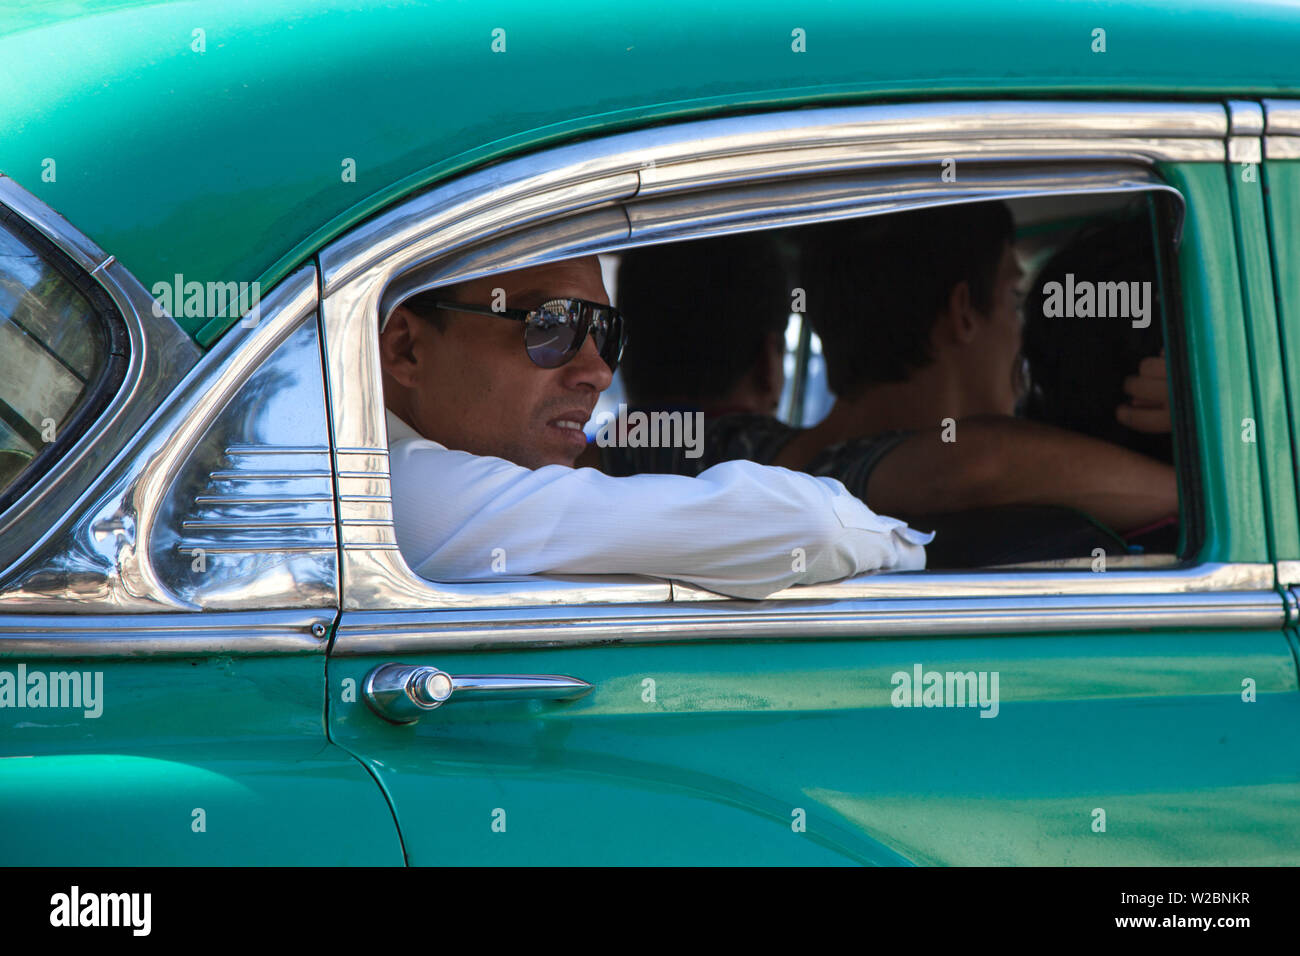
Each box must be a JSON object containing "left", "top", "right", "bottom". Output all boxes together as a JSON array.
[{"left": 433, "top": 297, "right": 626, "bottom": 373}]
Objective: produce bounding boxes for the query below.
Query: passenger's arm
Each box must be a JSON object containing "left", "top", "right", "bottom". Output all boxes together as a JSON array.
[
  {"left": 388, "top": 439, "right": 933, "bottom": 599},
  {"left": 865, "top": 415, "right": 1178, "bottom": 534}
]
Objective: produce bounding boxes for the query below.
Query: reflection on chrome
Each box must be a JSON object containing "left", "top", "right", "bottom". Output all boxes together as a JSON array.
[{"left": 0, "top": 264, "right": 335, "bottom": 613}]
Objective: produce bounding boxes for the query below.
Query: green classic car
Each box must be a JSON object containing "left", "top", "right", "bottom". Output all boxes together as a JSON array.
[{"left": 2, "top": 0, "right": 1299, "bottom": 866}]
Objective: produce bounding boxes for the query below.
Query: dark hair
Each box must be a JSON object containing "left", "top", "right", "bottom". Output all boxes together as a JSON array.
[
  {"left": 398, "top": 288, "right": 449, "bottom": 331},
  {"left": 804, "top": 201, "right": 1015, "bottom": 397},
  {"left": 1021, "top": 210, "right": 1170, "bottom": 458},
  {"left": 616, "top": 232, "right": 792, "bottom": 405}
]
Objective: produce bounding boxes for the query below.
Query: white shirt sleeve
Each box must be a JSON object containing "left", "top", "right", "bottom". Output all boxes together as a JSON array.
[{"left": 386, "top": 411, "right": 933, "bottom": 599}]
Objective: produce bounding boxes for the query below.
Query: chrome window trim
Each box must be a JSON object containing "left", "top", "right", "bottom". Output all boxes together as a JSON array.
[
  {"left": 385, "top": 163, "right": 1183, "bottom": 314},
  {"left": 0, "top": 175, "right": 201, "bottom": 575},
  {"left": 322, "top": 100, "right": 1226, "bottom": 295},
  {"left": 0, "top": 569, "right": 1276, "bottom": 659},
  {"left": 0, "top": 266, "right": 329, "bottom": 613},
  {"left": 1228, "top": 100, "right": 1265, "bottom": 166},
  {"left": 318, "top": 98, "right": 1265, "bottom": 628},
  {"left": 1279, "top": 560, "right": 1300, "bottom": 587},
  {"left": 1262, "top": 99, "right": 1300, "bottom": 158}
]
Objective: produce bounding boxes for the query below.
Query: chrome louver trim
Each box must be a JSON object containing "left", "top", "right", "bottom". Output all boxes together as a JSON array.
[{"left": 0, "top": 266, "right": 338, "bottom": 613}]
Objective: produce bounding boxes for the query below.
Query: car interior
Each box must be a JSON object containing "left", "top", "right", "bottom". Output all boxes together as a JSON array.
[{"left": 590, "top": 192, "right": 1187, "bottom": 573}]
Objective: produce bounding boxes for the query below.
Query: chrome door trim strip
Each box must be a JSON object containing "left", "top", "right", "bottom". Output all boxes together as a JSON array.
[
  {"left": 671, "top": 561, "right": 1273, "bottom": 601},
  {"left": 330, "top": 588, "right": 1283, "bottom": 656},
  {"left": 0, "top": 609, "right": 331, "bottom": 658},
  {"left": 1228, "top": 100, "right": 1265, "bottom": 166},
  {"left": 1279, "top": 560, "right": 1300, "bottom": 587},
  {"left": 1229, "top": 137, "right": 1264, "bottom": 165},
  {"left": 1264, "top": 138, "right": 1300, "bottom": 159},
  {"left": 1263, "top": 99, "right": 1300, "bottom": 158}
]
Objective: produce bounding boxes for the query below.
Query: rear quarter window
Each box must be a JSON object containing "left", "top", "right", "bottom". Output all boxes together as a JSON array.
[{"left": 0, "top": 208, "right": 128, "bottom": 511}]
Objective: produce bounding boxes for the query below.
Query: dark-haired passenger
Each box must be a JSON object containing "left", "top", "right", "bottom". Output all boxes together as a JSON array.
[
  {"left": 590, "top": 232, "right": 790, "bottom": 476},
  {"left": 619, "top": 231, "right": 790, "bottom": 419},
  {"left": 603, "top": 202, "right": 1178, "bottom": 563}
]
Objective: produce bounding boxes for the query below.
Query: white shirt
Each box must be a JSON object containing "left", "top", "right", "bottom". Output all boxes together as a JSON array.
[{"left": 386, "top": 409, "right": 933, "bottom": 599}]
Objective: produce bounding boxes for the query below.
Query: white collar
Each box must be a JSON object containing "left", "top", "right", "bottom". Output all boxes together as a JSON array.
[{"left": 384, "top": 408, "right": 444, "bottom": 449}]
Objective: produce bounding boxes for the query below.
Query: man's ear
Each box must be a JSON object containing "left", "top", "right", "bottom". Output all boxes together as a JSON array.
[
  {"left": 942, "top": 279, "right": 979, "bottom": 345},
  {"left": 379, "top": 305, "right": 422, "bottom": 388}
]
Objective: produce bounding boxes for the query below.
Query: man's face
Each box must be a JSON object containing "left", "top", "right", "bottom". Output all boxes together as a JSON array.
[
  {"left": 968, "top": 243, "right": 1026, "bottom": 416},
  {"left": 380, "top": 256, "right": 613, "bottom": 468}
]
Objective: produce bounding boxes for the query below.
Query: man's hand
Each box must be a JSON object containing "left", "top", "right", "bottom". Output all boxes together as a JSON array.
[{"left": 1116, "top": 351, "right": 1171, "bottom": 434}]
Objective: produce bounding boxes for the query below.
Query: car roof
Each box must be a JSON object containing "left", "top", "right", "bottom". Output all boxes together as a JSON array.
[{"left": 3, "top": 0, "right": 1298, "bottom": 346}]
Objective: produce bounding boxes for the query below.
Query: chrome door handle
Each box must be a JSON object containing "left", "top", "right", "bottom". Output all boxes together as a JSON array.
[{"left": 362, "top": 662, "right": 593, "bottom": 724}]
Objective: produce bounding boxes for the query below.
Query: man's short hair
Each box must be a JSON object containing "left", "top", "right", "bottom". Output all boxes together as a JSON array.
[
  {"left": 804, "top": 201, "right": 1015, "bottom": 397},
  {"left": 397, "top": 287, "right": 450, "bottom": 331},
  {"left": 616, "top": 232, "right": 792, "bottom": 405},
  {"left": 1021, "top": 210, "right": 1169, "bottom": 458}
]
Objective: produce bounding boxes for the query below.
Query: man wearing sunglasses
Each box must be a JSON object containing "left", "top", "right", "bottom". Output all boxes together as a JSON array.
[{"left": 377, "top": 255, "right": 932, "bottom": 599}]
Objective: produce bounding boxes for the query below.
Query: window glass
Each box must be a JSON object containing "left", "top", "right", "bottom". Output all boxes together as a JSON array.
[
  {"left": 597, "top": 192, "right": 1184, "bottom": 570},
  {"left": 389, "top": 189, "right": 1187, "bottom": 588},
  {"left": 0, "top": 216, "right": 115, "bottom": 502}
]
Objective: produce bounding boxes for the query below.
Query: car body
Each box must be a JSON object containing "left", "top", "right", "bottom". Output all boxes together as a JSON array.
[{"left": 1, "top": 0, "right": 1299, "bottom": 865}]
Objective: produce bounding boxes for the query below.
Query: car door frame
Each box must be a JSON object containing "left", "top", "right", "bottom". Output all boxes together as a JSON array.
[
  {"left": 318, "top": 99, "right": 1279, "bottom": 626},
  {"left": 314, "top": 99, "right": 1298, "bottom": 865}
]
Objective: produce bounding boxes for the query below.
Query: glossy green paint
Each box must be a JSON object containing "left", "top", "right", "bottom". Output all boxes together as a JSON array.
[
  {"left": 1227, "top": 156, "right": 1300, "bottom": 562},
  {"left": 1156, "top": 163, "right": 1269, "bottom": 563},
  {"left": 1263, "top": 160, "right": 1300, "bottom": 549},
  {"left": 322, "top": 159, "right": 1293, "bottom": 865},
  {"left": 3, "top": 0, "right": 1300, "bottom": 345},
  {"left": 329, "top": 630, "right": 1300, "bottom": 865},
  {"left": 3, "top": 0, "right": 1298, "bottom": 869},
  {"left": 0, "top": 651, "right": 403, "bottom": 865}
]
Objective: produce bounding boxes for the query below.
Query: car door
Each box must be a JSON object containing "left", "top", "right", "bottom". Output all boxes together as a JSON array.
[
  {"left": 320, "top": 101, "right": 1300, "bottom": 865},
  {"left": 0, "top": 178, "right": 401, "bottom": 865}
]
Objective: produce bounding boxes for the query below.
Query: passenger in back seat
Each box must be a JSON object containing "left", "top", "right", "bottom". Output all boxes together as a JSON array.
[{"left": 600, "top": 201, "right": 1178, "bottom": 564}]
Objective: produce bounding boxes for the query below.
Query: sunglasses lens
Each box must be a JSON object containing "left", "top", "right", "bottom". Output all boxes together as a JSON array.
[
  {"left": 521, "top": 299, "right": 625, "bottom": 371},
  {"left": 524, "top": 299, "right": 582, "bottom": 367},
  {"left": 591, "top": 309, "right": 624, "bottom": 373}
]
